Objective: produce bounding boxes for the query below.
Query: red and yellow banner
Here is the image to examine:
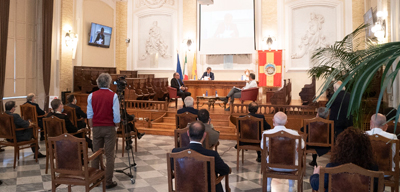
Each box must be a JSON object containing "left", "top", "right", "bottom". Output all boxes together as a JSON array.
[{"left": 258, "top": 50, "right": 283, "bottom": 87}]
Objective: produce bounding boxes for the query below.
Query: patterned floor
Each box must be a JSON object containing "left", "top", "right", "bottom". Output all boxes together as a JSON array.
[{"left": 0, "top": 134, "right": 397, "bottom": 192}]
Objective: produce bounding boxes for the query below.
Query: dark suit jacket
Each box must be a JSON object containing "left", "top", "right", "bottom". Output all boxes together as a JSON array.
[
  {"left": 177, "top": 107, "right": 199, "bottom": 115},
  {"left": 46, "top": 112, "right": 79, "bottom": 134},
  {"left": 201, "top": 72, "right": 215, "bottom": 80},
  {"left": 5, "top": 111, "right": 33, "bottom": 142},
  {"left": 66, "top": 103, "right": 87, "bottom": 129},
  {"left": 247, "top": 113, "right": 271, "bottom": 131},
  {"left": 172, "top": 143, "right": 230, "bottom": 192},
  {"left": 25, "top": 101, "right": 45, "bottom": 116},
  {"left": 328, "top": 90, "right": 353, "bottom": 136},
  {"left": 170, "top": 78, "right": 185, "bottom": 91}
]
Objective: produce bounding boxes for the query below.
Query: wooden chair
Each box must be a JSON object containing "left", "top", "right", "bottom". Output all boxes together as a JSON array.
[
  {"left": 261, "top": 131, "right": 305, "bottom": 192},
  {"left": 299, "top": 76, "right": 316, "bottom": 105},
  {"left": 0, "top": 112, "right": 39, "bottom": 169},
  {"left": 318, "top": 163, "right": 385, "bottom": 192},
  {"left": 236, "top": 115, "right": 263, "bottom": 171},
  {"left": 48, "top": 133, "right": 106, "bottom": 192},
  {"left": 239, "top": 87, "right": 259, "bottom": 104},
  {"left": 270, "top": 79, "right": 292, "bottom": 105},
  {"left": 175, "top": 112, "right": 198, "bottom": 129},
  {"left": 303, "top": 117, "right": 334, "bottom": 157},
  {"left": 368, "top": 134, "right": 399, "bottom": 192},
  {"left": 20, "top": 103, "right": 46, "bottom": 131},
  {"left": 115, "top": 121, "right": 138, "bottom": 157},
  {"left": 168, "top": 86, "right": 181, "bottom": 108},
  {"left": 174, "top": 127, "right": 211, "bottom": 148},
  {"left": 43, "top": 116, "right": 87, "bottom": 174},
  {"left": 167, "top": 149, "right": 231, "bottom": 192},
  {"left": 63, "top": 105, "right": 90, "bottom": 139}
]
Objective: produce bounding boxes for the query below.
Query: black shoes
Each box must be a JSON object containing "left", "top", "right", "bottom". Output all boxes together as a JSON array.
[
  {"left": 106, "top": 181, "right": 118, "bottom": 189},
  {"left": 225, "top": 107, "right": 230, "bottom": 111},
  {"left": 256, "top": 156, "right": 261, "bottom": 163},
  {"left": 138, "top": 133, "right": 145, "bottom": 140},
  {"left": 40, "top": 137, "right": 45, "bottom": 141},
  {"left": 309, "top": 161, "right": 317, "bottom": 167},
  {"left": 36, "top": 153, "right": 46, "bottom": 159}
]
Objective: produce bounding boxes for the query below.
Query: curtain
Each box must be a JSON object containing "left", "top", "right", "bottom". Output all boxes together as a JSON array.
[
  {"left": 0, "top": 0, "right": 10, "bottom": 112},
  {"left": 42, "top": 0, "right": 54, "bottom": 112}
]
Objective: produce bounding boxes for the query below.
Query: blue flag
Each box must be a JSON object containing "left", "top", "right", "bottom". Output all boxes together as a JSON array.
[{"left": 176, "top": 53, "right": 183, "bottom": 81}]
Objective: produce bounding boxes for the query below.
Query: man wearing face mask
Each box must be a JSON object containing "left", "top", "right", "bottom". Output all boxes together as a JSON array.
[
  {"left": 25, "top": 93, "right": 46, "bottom": 141},
  {"left": 66, "top": 94, "right": 87, "bottom": 129}
]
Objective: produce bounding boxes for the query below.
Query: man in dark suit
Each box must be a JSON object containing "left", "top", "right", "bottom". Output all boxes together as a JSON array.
[
  {"left": 328, "top": 81, "right": 353, "bottom": 138},
  {"left": 46, "top": 99, "right": 93, "bottom": 151},
  {"left": 66, "top": 94, "right": 87, "bottom": 129},
  {"left": 172, "top": 121, "right": 230, "bottom": 192},
  {"left": 4, "top": 101, "right": 46, "bottom": 158},
  {"left": 25, "top": 93, "right": 46, "bottom": 140},
  {"left": 238, "top": 102, "right": 271, "bottom": 162},
  {"left": 177, "top": 96, "right": 198, "bottom": 115},
  {"left": 170, "top": 72, "right": 191, "bottom": 106},
  {"left": 200, "top": 67, "right": 215, "bottom": 80}
]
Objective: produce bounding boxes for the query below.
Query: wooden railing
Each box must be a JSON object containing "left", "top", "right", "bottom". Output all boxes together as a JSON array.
[
  {"left": 231, "top": 103, "right": 318, "bottom": 116},
  {"left": 125, "top": 100, "right": 168, "bottom": 111}
]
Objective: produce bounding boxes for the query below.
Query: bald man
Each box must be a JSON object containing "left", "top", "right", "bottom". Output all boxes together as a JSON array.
[
  {"left": 365, "top": 113, "right": 398, "bottom": 172},
  {"left": 260, "top": 112, "right": 305, "bottom": 192}
]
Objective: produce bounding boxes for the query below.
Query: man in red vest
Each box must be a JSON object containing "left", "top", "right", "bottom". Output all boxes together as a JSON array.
[{"left": 87, "top": 73, "right": 120, "bottom": 189}]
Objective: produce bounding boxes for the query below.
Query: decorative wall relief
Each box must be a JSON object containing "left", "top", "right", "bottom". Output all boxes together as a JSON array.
[
  {"left": 140, "top": 21, "right": 171, "bottom": 60},
  {"left": 136, "top": 0, "right": 174, "bottom": 9}
]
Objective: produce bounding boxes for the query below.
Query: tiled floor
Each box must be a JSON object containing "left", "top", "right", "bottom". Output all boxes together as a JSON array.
[{"left": 0, "top": 135, "right": 397, "bottom": 192}]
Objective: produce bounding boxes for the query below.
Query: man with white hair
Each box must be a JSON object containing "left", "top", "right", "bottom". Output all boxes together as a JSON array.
[
  {"left": 177, "top": 96, "right": 198, "bottom": 115},
  {"left": 261, "top": 112, "right": 305, "bottom": 192},
  {"left": 329, "top": 81, "right": 353, "bottom": 138},
  {"left": 366, "top": 113, "right": 398, "bottom": 173}
]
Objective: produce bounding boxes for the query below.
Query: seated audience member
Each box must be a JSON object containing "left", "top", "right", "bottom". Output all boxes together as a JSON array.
[
  {"left": 197, "top": 109, "right": 219, "bottom": 148},
  {"left": 222, "top": 73, "right": 258, "bottom": 111},
  {"left": 238, "top": 102, "right": 271, "bottom": 162},
  {"left": 4, "top": 101, "right": 46, "bottom": 158},
  {"left": 300, "top": 107, "right": 330, "bottom": 167},
  {"left": 120, "top": 109, "right": 145, "bottom": 141},
  {"left": 365, "top": 113, "right": 398, "bottom": 173},
  {"left": 261, "top": 112, "right": 305, "bottom": 192},
  {"left": 328, "top": 81, "right": 353, "bottom": 138},
  {"left": 177, "top": 97, "right": 198, "bottom": 115},
  {"left": 25, "top": 93, "right": 46, "bottom": 140},
  {"left": 310, "top": 128, "right": 379, "bottom": 192},
  {"left": 46, "top": 99, "right": 93, "bottom": 151},
  {"left": 172, "top": 121, "right": 230, "bottom": 192},
  {"left": 170, "top": 72, "right": 191, "bottom": 106},
  {"left": 201, "top": 67, "right": 214, "bottom": 80},
  {"left": 66, "top": 94, "right": 87, "bottom": 129}
]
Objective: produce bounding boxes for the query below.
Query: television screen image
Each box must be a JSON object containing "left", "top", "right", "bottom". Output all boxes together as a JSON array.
[{"left": 88, "top": 23, "right": 112, "bottom": 48}]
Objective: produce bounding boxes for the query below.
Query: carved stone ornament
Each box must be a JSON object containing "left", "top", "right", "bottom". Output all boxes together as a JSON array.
[{"left": 136, "top": 0, "right": 174, "bottom": 9}]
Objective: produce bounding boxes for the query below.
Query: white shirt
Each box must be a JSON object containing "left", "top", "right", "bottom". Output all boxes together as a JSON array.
[
  {"left": 365, "top": 128, "right": 398, "bottom": 171},
  {"left": 261, "top": 126, "right": 305, "bottom": 171},
  {"left": 189, "top": 141, "right": 202, "bottom": 145},
  {"left": 242, "top": 80, "right": 258, "bottom": 90}
]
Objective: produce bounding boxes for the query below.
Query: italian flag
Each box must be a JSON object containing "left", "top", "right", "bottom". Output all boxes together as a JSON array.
[{"left": 183, "top": 53, "right": 189, "bottom": 80}]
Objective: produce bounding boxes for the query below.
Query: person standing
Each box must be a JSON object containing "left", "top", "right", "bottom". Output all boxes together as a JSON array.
[{"left": 87, "top": 73, "right": 120, "bottom": 189}]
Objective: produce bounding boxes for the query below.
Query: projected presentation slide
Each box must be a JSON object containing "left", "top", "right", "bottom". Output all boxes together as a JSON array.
[{"left": 200, "top": 0, "right": 255, "bottom": 54}]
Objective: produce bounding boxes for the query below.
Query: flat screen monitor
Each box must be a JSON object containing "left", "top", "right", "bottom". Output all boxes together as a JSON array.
[{"left": 88, "top": 23, "right": 112, "bottom": 48}]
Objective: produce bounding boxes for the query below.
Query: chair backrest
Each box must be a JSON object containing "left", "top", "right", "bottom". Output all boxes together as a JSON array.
[
  {"left": 167, "top": 149, "right": 216, "bottom": 192},
  {"left": 20, "top": 103, "right": 38, "bottom": 125},
  {"left": 43, "top": 116, "right": 67, "bottom": 139},
  {"left": 320, "top": 163, "right": 384, "bottom": 192},
  {"left": 304, "top": 117, "right": 334, "bottom": 148},
  {"left": 262, "top": 131, "right": 303, "bottom": 170},
  {"left": 240, "top": 87, "right": 259, "bottom": 102},
  {"left": 168, "top": 86, "right": 178, "bottom": 98},
  {"left": 63, "top": 105, "right": 78, "bottom": 127},
  {"left": 0, "top": 112, "right": 16, "bottom": 140},
  {"left": 176, "top": 112, "right": 198, "bottom": 129},
  {"left": 386, "top": 121, "right": 400, "bottom": 139},
  {"left": 368, "top": 134, "right": 399, "bottom": 177},
  {"left": 236, "top": 115, "right": 263, "bottom": 143},
  {"left": 47, "top": 133, "right": 89, "bottom": 181},
  {"left": 174, "top": 127, "right": 209, "bottom": 149}
]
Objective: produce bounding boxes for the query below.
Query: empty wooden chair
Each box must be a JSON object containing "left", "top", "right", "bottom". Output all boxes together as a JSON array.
[
  {"left": 236, "top": 115, "right": 263, "bottom": 170},
  {"left": 270, "top": 79, "right": 292, "bottom": 105},
  {"left": 176, "top": 112, "right": 198, "bottom": 129},
  {"left": 0, "top": 112, "right": 39, "bottom": 169},
  {"left": 167, "top": 149, "right": 231, "bottom": 192},
  {"left": 303, "top": 117, "right": 334, "bottom": 158},
  {"left": 299, "top": 76, "right": 316, "bottom": 105},
  {"left": 48, "top": 133, "right": 106, "bottom": 192}
]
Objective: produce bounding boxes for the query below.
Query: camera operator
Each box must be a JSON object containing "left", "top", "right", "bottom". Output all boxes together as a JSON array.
[{"left": 87, "top": 73, "right": 120, "bottom": 189}]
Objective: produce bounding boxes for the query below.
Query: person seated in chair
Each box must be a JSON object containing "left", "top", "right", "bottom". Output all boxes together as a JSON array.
[
  {"left": 25, "top": 93, "right": 46, "bottom": 141},
  {"left": 66, "top": 94, "right": 87, "bottom": 129},
  {"left": 119, "top": 108, "right": 145, "bottom": 149},
  {"left": 261, "top": 112, "right": 305, "bottom": 192},
  {"left": 300, "top": 107, "right": 330, "bottom": 167},
  {"left": 170, "top": 72, "right": 191, "bottom": 107},
  {"left": 172, "top": 121, "right": 230, "bottom": 192},
  {"left": 4, "top": 101, "right": 46, "bottom": 158},
  {"left": 177, "top": 96, "right": 198, "bottom": 115},
  {"left": 46, "top": 99, "right": 93, "bottom": 151},
  {"left": 197, "top": 109, "right": 219, "bottom": 148},
  {"left": 201, "top": 67, "right": 214, "bottom": 80},
  {"left": 221, "top": 73, "right": 258, "bottom": 111}
]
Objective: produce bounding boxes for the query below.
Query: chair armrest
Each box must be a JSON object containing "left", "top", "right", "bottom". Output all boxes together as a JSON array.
[
  {"left": 38, "top": 113, "right": 47, "bottom": 118},
  {"left": 88, "top": 148, "right": 104, "bottom": 162},
  {"left": 72, "top": 129, "right": 88, "bottom": 137},
  {"left": 77, "top": 118, "right": 85, "bottom": 122}
]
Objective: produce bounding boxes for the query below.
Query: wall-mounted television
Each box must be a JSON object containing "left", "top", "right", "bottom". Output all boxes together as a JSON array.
[{"left": 88, "top": 22, "right": 112, "bottom": 48}]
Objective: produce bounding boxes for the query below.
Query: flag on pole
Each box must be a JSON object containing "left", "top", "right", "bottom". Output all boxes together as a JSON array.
[
  {"left": 176, "top": 53, "right": 183, "bottom": 81},
  {"left": 191, "top": 54, "right": 197, "bottom": 80},
  {"left": 183, "top": 53, "right": 189, "bottom": 80},
  {"left": 258, "top": 50, "right": 283, "bottom": 87}
]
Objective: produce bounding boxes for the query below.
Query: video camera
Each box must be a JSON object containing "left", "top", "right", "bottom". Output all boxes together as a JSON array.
[{"left": 114, "top": 76, "right": 127, "bottom": 93}]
